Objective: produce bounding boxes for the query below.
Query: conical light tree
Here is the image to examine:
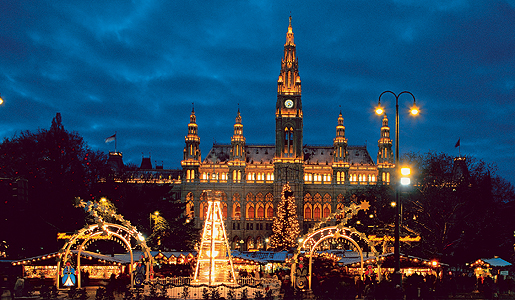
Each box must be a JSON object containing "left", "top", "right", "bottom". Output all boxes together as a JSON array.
[{"left": 270, "top": 183, "right": 300, "bottom": 251}]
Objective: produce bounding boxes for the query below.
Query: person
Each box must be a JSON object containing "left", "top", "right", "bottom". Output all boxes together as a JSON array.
[{"left": 14, "top": 277, "right": 24, "bottom": 297}]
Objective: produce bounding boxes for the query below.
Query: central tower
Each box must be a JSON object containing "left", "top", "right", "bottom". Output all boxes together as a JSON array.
[
  {"left": 275, "top": 16, "right": 303, "bottom": 163},
  {"left": 274, "top": 17, "right": 304, "bottom": 225}
]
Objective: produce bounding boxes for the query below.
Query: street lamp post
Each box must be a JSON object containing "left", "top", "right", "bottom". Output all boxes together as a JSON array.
[
  {"left": 150, "top": 211, "right": 159, "bottom": 232},
  {"left": 375, "top": 91, "right": 418, "bottom": 286}
]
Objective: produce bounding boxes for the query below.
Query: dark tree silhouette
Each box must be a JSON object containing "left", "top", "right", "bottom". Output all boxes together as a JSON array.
[{"left": 0, "top": 113, "right": 110, "bottom": 257}]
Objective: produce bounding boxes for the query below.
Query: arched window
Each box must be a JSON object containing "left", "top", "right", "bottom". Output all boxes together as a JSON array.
[
  {"left": 186, "top": 201, "right": 194, "bottom": 219},
  {"left": 233, "top": 193, "right": 241, "bottom": 219},
  {"left": 200, "top": 202, "right": 208, "bottom": 220},
  {"left": 323, "top": 204, "right": 331, "bottom": 218},
  {"left": 313, "top": 205, "right": 321, "bottom": 220},
  {"left": 257, "top": 205, "right": 264, "bottom": 218},
  {"left": 234, "top": 203, "right": 241, "bottom": 219},
  {"left": 222, "top": 203, "right": 227, "bottom": 219},
  {"left": 304, "top": 204, "right": 312, "bottom": 220},
  {"left": 266, "top": 204, "right": 274, "bottom": 219},
  {"left": 247, "top": 204, "right": 255, "bottom": 219}
]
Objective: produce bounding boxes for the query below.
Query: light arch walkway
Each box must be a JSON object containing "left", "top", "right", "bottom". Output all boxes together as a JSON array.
[
  {"left": 292, "top": 201, "right": 380, "bottom": 290},
  {"left": 56, "top": 199, "right": 153, "bottom": 289}
]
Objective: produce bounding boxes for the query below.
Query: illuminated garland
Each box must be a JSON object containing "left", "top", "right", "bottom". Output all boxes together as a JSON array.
[
  {"left": 75, "top": 197, "right": 140, "bottom": 237},
  {"left": 291, "top": 200, "right": 379, "bottom": 265}
]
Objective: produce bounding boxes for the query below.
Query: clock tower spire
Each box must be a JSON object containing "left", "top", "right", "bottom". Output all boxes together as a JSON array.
[
  {"left": 274, "top": 17, "right": 304, "bottom": 222},
  {"left": 275, "top": 16, "right": 303, "bottom": 161}
]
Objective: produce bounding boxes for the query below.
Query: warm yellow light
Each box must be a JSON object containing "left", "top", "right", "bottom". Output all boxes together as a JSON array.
[
  {"left": 431, "top": 260, "right": 438, "bottom": 267},
  {"left": 100, "top": 197, "right": 107, "bottom": 202},
  {"left": 401, "top": 178, "right": 411, "bottom": 185},
  {"left": 391, "top": 201, "right": 397, "bottom": 207},
  {"left": 0, "top": 96, "right": 3, "bottom": 105},
  {"left": 206, "top": 250, "right": 219, "bottom": 258},
  {"left": 401, "top": 167, "right": 411, "bottom": 176},
  {"left": 154, "top": 211, "right": 159, "bottom": 216},
  {"left": 410, "top": 105, "right": 419, "bottom": 115},
  {"left": 375, "top": 106, "right": 384, "bottom": 115}
]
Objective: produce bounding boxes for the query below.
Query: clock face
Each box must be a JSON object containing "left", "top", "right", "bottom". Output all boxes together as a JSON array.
[{"left": 285, "top": 99, "right": 294, "bottom": 108}]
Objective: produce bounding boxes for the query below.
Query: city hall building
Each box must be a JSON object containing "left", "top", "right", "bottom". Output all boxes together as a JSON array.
[{"left": 113, "top": 18, "right": 396, "bottom": 250}]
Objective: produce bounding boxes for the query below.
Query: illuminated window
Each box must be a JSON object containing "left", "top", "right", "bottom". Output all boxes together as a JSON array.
[
  {"left": 266, "top": 204, "right": 274, "bottom": 219},
  {"left": 257, "top": 205, "right": 264, "bottom": 218},
  {"left": 304, "top": 204, "right": 312, "bottom": 219},
  {"left": 222, "top": 203, "right": 227, "bottom": 219},
  {"left": 313, "top": 205, "right": 321, "bottom": 220},
  {"left": 323, "top": 205, "right": 330, "bottom": 218},
  {"left": 247, "top": 204, "right": 255, "bottom": 219}
]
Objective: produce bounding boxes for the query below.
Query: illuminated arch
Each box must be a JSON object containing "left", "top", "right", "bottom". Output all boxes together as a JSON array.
[
  {"left": 298, "top": 225, "right": 377, "bottom": 289},
  {"left": 292, "top": 201, "right": 379, "bottom": 290},
  {"left": 57, "top": 223, "right": 152, "bottom": 289}
]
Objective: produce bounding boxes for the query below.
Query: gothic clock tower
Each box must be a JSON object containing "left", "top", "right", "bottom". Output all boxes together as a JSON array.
[
  {"left": 275, "top": 16, "right": 303, "bottom": 163},
  {"left": 274, "top": 17, "right": 304, "bottom": 221}
]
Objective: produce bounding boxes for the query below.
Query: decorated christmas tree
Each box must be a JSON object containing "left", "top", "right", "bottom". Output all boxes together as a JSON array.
[{"left": 270, "top": 183, "right": 300, "bottom": 251}]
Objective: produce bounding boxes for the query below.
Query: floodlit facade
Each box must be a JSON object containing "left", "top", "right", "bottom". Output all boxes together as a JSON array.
[{"left": 177, "top": 17, "right": 395, "bottom": 251}]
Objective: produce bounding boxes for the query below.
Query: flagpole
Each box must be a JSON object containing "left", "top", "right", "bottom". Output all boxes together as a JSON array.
[{"left": 115, "top": 131, "right": 117, "bottom": 153}]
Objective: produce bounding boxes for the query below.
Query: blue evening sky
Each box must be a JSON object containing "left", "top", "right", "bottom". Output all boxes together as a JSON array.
[{"left": 1, "top": 1, "right": 514, "bottom": 184}]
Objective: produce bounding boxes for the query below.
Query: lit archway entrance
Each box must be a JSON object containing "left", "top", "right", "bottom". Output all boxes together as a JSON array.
[
  {"left": 292, "top": 200, "right": 380, "bottom": 290},
  {"left": 57, "top": 199, "right": 153, "bottom": 290},
  {"left": 57, "top": 223, "right": 152, "bottom": 289},
  {"left": 298, "top": 225, "right": 378, "bottom": 290}
]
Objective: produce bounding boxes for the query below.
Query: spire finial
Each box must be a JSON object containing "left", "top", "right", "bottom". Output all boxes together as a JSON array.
[
  {"left": 289, "top": 14, "right": 292, "bottom": 27},
  {"left": 192, "top": 102, "right": 195, "bottom": 113}
]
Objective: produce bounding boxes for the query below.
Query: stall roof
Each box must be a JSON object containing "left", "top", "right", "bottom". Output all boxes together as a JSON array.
[
  {"left": 11, "top": 250, "right": 128, "bottom": 265},
  {"left": 338, "top": 252, "right": 448, "bottom": 267},
  {"left": 473, "top": 258, "right": 512, "bottom": 267},
  {"left": 231, "top": 251, "right": 292, "bottom": 264}
]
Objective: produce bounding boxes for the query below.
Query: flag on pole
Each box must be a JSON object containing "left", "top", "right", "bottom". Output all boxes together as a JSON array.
[
  {"left": 455, "top": 139, "right": 460, "bottom": 148},
  {"left": 105, "top": 133, "right": 116, "bottom": 143}
]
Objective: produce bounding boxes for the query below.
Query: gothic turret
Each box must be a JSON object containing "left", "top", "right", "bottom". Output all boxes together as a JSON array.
[
  {"left": 333, "top": 111, "right": 349, "bottom": 184},
  {"left": 377, "top": 115, "right": 394, "bottom": 184},
  {"left": 229, "top": 108, "right": 246, "bottom": 183},
  {"left": 182, "top": 106, "right": 201, "bottom": 182}
]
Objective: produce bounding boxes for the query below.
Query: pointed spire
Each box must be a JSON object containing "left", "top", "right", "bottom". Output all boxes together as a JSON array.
[
  {"left": 190, "top": 103, "right": 196, "bottom": 124},
  {"left": 278, "top": 16, "right": 301, "bottom": 95}
]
